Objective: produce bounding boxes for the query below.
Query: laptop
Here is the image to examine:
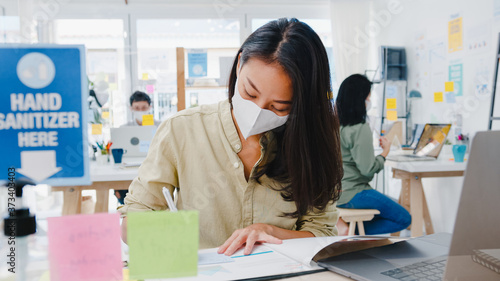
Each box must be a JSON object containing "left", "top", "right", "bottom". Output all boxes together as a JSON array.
[
  {"left": 387, "top": 123, "right": 451, "bottom": 162},
  {"left": 110, "top": 126, "right": 158, "bottom": 157},
  {"left": 318, "top": 130, "right": 500, "bottom": 281}
]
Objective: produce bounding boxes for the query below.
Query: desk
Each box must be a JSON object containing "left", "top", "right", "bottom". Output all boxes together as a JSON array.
[
  {"left": 52, "top": 157, "right": 143, "bottom": 215},
  {"left": 385, "top": 159, "right": 466, "bottom": 237}
]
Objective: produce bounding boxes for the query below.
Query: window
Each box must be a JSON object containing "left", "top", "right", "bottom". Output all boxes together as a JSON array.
[
  {"left": 135, "top": 18, "right": 240, "bottom": 119},
  {"left": 53, "top": 19, "right": 128, "bottom": 127},
  {"left": 0, "top": 16, "right": 20, "bottom": 43}
]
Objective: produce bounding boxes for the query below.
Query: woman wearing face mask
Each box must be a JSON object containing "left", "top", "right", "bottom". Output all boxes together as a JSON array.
[
  {"left": 118, "top": 18, "right": 343, "bottom": 255},
  {"left": 334, "top": 74, "right": 411, "bottom": 236}
]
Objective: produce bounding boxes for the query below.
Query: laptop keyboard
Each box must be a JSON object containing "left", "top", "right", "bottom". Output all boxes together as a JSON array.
[{"left": 381, "top": 256, "right": 447, "bottom": 281}]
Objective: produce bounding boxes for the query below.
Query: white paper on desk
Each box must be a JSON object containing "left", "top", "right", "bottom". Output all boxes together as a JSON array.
[{"left": 162, "top": 245, "right": 321, "bottom": 281}]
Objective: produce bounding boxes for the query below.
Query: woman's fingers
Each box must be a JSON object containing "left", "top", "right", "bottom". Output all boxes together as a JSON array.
[
  {"left": 243, "top": 233, "right": 258, "bottom": 255},
  {"left": 223, "top": 233, "right": 247, "bottom": 256},
  {"left": 218, "top": 224, "right": 283, "bottom": 256},
  {"left": 217, "top": 230, "right": 240, "bottom": 254}
]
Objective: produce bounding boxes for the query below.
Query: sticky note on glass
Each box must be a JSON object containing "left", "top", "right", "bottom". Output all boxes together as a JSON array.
[
  {"left": 128, "top": 210, "right": 199, "bottom": 279},
  {"left": 47, "top": 213, "right": 123, "bottom": 281},
  {"left": 91, "top": 124, "right": 103, "bottom": 135},
  {"left": 146, "top": 84, "right": 155, "bottom": 94},
  {"left": 445, "top": 81, "right": 454, "bottom": 92},
  {"left": 434, "top": 92, "right": 444, "bottom": 102},
  {"left": 386, "top": 98, "right": 397, "bottom": 109},
  {"left": 142, "top": 73, "right": 149, "bottom": 80},
  {"left": 102, "top": 111, "right": 110, "bottom": 119},
  {"left": 387, "top": 110, "right": 398, "bottom": 121},
  {"left": 142, "top": 114, "right": 154, "bottom": 126}
]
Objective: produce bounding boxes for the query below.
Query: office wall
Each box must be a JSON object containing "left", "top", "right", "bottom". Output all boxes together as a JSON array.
[{"left": 371, "top": 0, "right": 498, "bottom": 233}]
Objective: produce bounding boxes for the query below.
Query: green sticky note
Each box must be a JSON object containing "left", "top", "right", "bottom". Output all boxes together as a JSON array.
[{"left": 128, "top": 210, "right": 199, "bottom": 279}]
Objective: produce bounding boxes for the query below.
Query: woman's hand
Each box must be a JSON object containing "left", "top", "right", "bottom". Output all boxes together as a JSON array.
[
  {"left": 379, "top": 136, "right": 391, "bottom": 158},
  {"left": 217, "top": 223, "right": 283, "bottom": 256}
]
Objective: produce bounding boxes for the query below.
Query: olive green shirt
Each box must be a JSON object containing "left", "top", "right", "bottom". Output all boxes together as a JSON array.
[
  {"left": 337, "top": 123, "right": 385, "bottom": 205},
  {"left": 118, "top": 100, "right": 339, "bottom": 249}
]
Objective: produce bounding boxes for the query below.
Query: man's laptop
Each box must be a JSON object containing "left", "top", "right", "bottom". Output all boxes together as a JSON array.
[
  {"left": 318, "top": 130, "right": 500, "bottom": 281},
  {"left": 387, "top": 123, "right": 451, "bottom": 162},
  {"left": 110, "top": 126, "right": 158, "bottom": 157}
]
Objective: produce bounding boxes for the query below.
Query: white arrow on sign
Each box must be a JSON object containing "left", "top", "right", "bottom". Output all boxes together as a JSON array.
[{"left": 17, "top": 150, "right": 62, "bottom": 182}]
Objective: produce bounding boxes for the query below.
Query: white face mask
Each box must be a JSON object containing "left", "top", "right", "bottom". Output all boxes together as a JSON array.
[
  {"left": 232, "top": 79, "right": 289, "bottom": 139},
  {"left": 365, "top": 99, "right": 372, "bottom": 111},
  {"left": 133, "top": 110, "right": 150, "bottom": 123}
]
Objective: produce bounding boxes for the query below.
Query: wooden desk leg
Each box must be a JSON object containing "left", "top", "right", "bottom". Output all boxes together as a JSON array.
[
  {"left": 400, "top": 179, "right": 411, "bottom": 212},
  {"left": 95, "top": 189, "right": 110, "bottom": 213},
  {"left": 422, "top": 193, "right": 434, "bottom": 234},
  {"left": 410, "top": 177, "right": 424, "bottom": 237},
  {"left": 62, "top": 187, "right": 82, "bottom": 215}
]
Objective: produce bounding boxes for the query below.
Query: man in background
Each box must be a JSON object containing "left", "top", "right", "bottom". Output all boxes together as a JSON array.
[
  {"left": 116, "top": 91, "right": 159, "bottom": 204},
  {"left": 125, "top": 90, "right": 158, "bottom": 126}
]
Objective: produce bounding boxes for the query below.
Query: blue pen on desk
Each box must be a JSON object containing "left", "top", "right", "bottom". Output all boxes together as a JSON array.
[{"left": 162, "top": 187, "right": 178, "bottom": 212}]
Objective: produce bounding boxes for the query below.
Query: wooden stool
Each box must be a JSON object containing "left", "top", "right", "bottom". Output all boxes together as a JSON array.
[{"left": 338, "top": 208, "right": 380, "bottom": 235}]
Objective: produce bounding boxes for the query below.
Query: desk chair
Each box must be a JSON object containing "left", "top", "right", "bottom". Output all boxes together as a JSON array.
[{"left": 338, "top": 208, "right": 380, "bottom": 235}]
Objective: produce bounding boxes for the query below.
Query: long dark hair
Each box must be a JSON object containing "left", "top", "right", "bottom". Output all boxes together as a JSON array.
[
  {"left": 228, "top": 18, "right": 343, "bottom": 217},
  {"left": 335, "top": 74, "right": 372, "bottom": 126}
]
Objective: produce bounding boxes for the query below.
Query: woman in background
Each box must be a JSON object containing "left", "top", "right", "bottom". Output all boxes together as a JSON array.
[{"left": 335, "top": 74, "right": 411, "bottom": 235}]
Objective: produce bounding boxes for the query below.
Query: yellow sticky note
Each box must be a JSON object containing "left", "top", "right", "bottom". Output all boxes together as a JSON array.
[
  {"left": 142, "top": 73, "right": 149, "bottom": 80},
  {"left": 142, "top": 114, "right": 154, "bottom": 126},
  {"left": 445, "top": 81, "right": 454, "bottom": 92},
  {"left": 102, "top": 111, "right": 110, "bottom": 119},
  {"left": 91, "top": 124, "right": 102, "bottom": 135},
  {"left": 434, "top": 92, "right": 444, "bottom": 102},
  {"left": 387, "top": 110, "right": 398, "bottom": 121},
  {"left": 386, "top": 98, "right": 397, "bottom": 110}
]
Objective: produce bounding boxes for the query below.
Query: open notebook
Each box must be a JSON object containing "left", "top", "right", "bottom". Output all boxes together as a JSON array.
[{"left": 160, "top": 236, "right": 398, "bottom": 281}]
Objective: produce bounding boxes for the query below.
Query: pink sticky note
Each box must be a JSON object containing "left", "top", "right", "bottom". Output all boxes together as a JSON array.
[
  {"left": 48, "top": 213, "right": 123, "bottom": 281},
  {"left": 146, "top": 84, "right": 155, "bottom": 94}
]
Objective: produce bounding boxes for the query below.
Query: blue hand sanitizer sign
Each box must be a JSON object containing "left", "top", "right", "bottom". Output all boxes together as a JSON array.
[{"left": 0, "top": 45, "right": 90, "bottom": 186}]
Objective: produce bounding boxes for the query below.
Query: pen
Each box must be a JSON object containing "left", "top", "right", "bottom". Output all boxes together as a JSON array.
[{"left": 162, "top": 187, "right": 178, "bottom": 212}]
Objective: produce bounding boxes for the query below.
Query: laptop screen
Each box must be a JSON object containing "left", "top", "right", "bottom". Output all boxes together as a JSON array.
[{"left": 414, "top": 124, "right": 451, "bottom": 157}]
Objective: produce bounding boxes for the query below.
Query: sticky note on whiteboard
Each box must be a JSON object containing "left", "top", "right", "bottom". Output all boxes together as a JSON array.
[
  {"left": 434, "top": 92, "right": 444, "bottom": 102},
  {"left": 91, "top": 124, "right": 103, "bottom": 135},
  {"left": 445, "top": 81, "right": 454, "bottom": 92},
  {"left": 386, "top": 98, "right": 397, "bottom": 109},
  {"left": 47, "top": 213, "right": 123, "bottom": 281},
  {"left": 387, "top": 110, "right": 398, "bottom": 121},
  {"left": 128, "top": 210, "right": 199, "bottom": 279}
]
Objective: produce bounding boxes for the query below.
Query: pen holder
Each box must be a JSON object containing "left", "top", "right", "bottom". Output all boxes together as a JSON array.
[{"left": 452, "top": 144, "right": 466, "bottom": 162}]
